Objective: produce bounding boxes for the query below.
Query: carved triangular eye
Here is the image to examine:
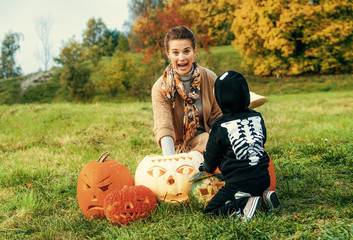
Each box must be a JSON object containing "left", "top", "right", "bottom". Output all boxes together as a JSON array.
[
  {"left": 125, "top": 202, "right": 134, "bottom": 210},
  {"left": 82, "top": 183, "right": 91, "bottom": 191},
  {"left": 136, "top": 197, "right": 150, "bottom": 204},
  {"left": 99, "top": 185, "right": 109, "bottom": 191}
]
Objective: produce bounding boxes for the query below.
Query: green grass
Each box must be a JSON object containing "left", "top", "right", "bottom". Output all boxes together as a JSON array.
[{"left": 0, "top": 90, "right": 352, "bottom": 239}]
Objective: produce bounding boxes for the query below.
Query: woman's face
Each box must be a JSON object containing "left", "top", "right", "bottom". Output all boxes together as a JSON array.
[{"left": 167, "top": 39, "right": 196, "bottom": 76}]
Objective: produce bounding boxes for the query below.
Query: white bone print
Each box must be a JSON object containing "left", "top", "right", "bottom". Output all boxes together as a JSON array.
[{"left": 221, "top": 116, "right": 264, "bottom": 166}]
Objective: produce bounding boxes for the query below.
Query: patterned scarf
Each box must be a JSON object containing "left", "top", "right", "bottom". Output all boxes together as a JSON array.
[{"left": 162, "top": 62, "right": 201, "bottom": 150}]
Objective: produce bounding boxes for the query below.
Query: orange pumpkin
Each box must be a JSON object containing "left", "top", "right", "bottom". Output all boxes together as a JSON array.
[
  {"left": 77, "top": 152, "right": 134, "bottom": 218},
  {"left": 103, "top": 185, "right": 157, "bottom": 226},
  {"left": 268, "top": 155, "right": 276, "bottom": 191},
  {"left": 134, "top": 151, "right": 203, "bottom": 204}
]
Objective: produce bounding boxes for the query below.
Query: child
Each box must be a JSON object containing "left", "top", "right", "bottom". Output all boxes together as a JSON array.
[{"left": 198, "top": 70, "right": 280, "bottom": 221}]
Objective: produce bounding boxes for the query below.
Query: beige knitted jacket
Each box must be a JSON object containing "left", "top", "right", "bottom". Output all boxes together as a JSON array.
[{"left": 151, "top": 66, "right": 222, "bottom": 148}]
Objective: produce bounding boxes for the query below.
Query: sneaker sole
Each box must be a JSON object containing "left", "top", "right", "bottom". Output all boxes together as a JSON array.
[
  {"left": 266, "top": 191, "right": 280, "bottom": 211},
  {"left": 244, "top": 197, "right": 262, "bottom": 221}
]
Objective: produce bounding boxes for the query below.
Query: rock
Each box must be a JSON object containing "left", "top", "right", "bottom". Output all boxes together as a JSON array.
[{"left": 20, "top": 71, "right": 55, "bottom": 96}]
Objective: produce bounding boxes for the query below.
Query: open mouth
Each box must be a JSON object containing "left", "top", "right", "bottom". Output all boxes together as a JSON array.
[{"left": 177, "top": 63, "right": 189, "bottom": 71}]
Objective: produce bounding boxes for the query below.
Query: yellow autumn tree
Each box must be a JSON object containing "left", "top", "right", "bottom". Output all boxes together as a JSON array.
[
  {"left": 180, "top": 0, "right": 237, "bottom": 49},
  {"left": 231, "top": 0, "right": 353, "bottom": 76}
]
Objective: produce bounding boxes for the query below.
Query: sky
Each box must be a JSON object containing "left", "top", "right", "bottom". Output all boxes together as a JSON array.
[{"left": 0, "top": 0, "right": 131, "bottom": 75}]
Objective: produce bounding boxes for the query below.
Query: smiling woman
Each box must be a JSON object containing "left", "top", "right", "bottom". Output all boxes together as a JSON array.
[
  {"left": 151, "top": 26, "right": 266, "bottom": 157},
  {"left": 152, "top": 26, "right": 222, "bottom": 156}
]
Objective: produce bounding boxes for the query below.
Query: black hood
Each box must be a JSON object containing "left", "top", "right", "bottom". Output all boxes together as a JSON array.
[{"left": 214, "top": 71, "right": 250, "bottom": 114}]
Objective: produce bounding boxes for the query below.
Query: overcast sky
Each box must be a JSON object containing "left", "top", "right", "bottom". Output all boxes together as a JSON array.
[{"left": 0, "top": 0, "right": 130, "bottom": 75}]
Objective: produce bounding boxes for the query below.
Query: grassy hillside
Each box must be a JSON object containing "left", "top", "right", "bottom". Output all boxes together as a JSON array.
[
  {"left": 0, "top": 91, "right": 352, "bottom": 239},
  {"left": 1, "top": 46, "right": 352, "bottom": 105}
]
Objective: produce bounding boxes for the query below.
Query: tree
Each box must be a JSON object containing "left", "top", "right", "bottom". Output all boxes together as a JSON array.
[
  {"left": 133, "top": 0, "right": 191, "bottom": 62},
  {"left": 98, "top": 51, "right": 136, "bottom": 97},
  {"left": 82, "top": 18, "right": 107, "bottom": 66},
  {"left": 116, "top": 33, "right": 129, "bottom": 52},
  {"left": 180, "top": 0, "right": 236, "bottom": 48},
  {"left": 102, "top": 29, "right": 120, "bottom": 56},
  {"left": 35, "top": 16, "right": 54, "bottom": 71},
  {"left": 55, "top": 38, "right": 94, "bottom": 101},
  {"left": 128, "top": 0, "right": 165, "bottom": 20},
  {"left": 82, "top": 18, "right": 107, "bottom": 48},
  {"left": 231, "top": 0, "right": 353, "bottom": 76},
  {"left": 0, "top": 32, "right": 23, "bottom": 79}
]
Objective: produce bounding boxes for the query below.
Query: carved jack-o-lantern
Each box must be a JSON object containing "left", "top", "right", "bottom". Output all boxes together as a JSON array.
[
  {"left": 135, "top": 151, "right": 203, "bottom": 204},
  {"left": 103, "top": 185, "right": 157, "bottom": 226},
  {"left": 188, "top": 173, "right": 225, "bottom": 210},
  {"left": 77, "top": 152, "right": 134, "bottom": 218}
]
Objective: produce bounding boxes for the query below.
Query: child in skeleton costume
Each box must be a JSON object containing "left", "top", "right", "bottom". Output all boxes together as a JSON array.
[{"left": 199, "top": 71, "right": 280, "bottom": 220}]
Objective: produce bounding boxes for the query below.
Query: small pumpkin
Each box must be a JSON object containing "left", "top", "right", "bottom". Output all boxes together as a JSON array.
[
  {"left": 77, "top": 152, "right": 134, "bottom": 218},
  {"left": 103, "top": 185, "right": 157, "bottom": 226},
  {"left": 188, "top": 172, "right": 225, "bottom": 210},
  {"left": 135, "top": 151, "right": 203, "bottom": 204}
]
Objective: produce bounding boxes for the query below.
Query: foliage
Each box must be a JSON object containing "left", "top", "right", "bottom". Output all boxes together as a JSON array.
[
  {"left": 60, "top": 64, "right": 94, "bottom": 102},
  {"left": 97, "top": 52, "right": 137, "bottom": 97},
  {"left": 130, "top": 56, "right": 165, "bottom": 101},
  {"left": 55, "top": 39, "right": 94, "bottom": 101},
  {"left": 2, "top": 45, "right": 353, "bottom": 104},
  {"left": 179, "top": 0, "right": 236, "bottom": 48},
  {"left": 82, "top": 18, "right": 107, "bottom": 48},
  {"left": 82, "top": 18, "right": 107, "bottom": 66},
  {"left": 0, "top": 91, "right": 353, "bottom": 238},
  {"left": 0, "top": 76, "right": 22, "bottom": 104},
  {"left": 231, "top": 0, "right": 353, "bottom": 76},
  {"left": 116, "top": 33, "right": 129, "bottom": 53},
  {"left": 0, "top": 32, "right": 23, "bottom": 79},
  {"left": 85, "top": 45, "right": 103, "bottom": 67},
  {"left": 130, "top": 0, "right": 238, "bottom": 60},
  {"left": 133, "top": 0, "right": 191, "bottom": 62},
  {"left": 128, "top": 0, "right": 165, "bottom": 20}
]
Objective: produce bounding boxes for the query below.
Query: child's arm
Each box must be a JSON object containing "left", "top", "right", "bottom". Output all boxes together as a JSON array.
[{"left": 201, "top": 127, "right": 222, "bottom": 173}]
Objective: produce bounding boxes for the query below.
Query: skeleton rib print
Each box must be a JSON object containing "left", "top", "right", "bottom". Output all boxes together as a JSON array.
[{"left": 221, "top": 116, "right": 264, "bottom": 166}]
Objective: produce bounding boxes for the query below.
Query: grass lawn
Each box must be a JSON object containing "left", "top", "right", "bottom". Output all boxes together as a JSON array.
[{"left": 0, "top": 90, "right": 352, "bottom": 239}]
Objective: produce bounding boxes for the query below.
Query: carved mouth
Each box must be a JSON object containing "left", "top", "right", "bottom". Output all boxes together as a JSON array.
[
  {"left": 159, "top": 192, "right": 188, "bottom": 202},
  {"left": 112, "top": 212, "right": 148, "bottom": 221},
  {"left": 87, "top": 205, "right": 103, "bottom": 211}
]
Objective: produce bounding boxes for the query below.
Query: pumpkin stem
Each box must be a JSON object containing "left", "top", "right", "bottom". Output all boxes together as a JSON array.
[{"left": 97, "top": 151, "right": 110, "bottom": 162}]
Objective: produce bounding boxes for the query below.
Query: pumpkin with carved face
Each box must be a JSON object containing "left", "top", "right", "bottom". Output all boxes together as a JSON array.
[
  {"left": 77, "top": 152, "right": 134, "bottom": 218},
  {"left": 188, "top": 173, "right": 225, "bottom": 210},
  {"left": 103, "top": 185, "right": 157, "bottom": 226},
  {"left": 135, "top": 151, "right": 203, "bottom": 204}
]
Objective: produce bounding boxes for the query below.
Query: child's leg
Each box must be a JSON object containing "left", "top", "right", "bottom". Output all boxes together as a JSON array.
[
  {"left": 204, "top": 183, "right": 237, "bottom": 216},
  {"left": 232, "top": 176, "right": 270, "bottom": 221}
]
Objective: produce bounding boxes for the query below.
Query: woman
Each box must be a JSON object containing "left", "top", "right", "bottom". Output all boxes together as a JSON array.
[{"left": 151, "top": 26, "right": 266, "bottom": 156}]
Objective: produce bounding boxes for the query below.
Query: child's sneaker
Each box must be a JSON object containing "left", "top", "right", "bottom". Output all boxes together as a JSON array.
[
  {"left": 262, "top": 190, "right": 280, "bottom": 211},
  {"left": 242, "top": 196, "right": 262, "bottom": 221}
]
